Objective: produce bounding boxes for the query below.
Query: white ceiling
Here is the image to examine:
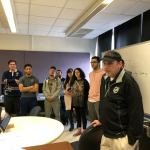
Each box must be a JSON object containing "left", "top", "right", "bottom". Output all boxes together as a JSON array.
[{"left": 0, "top": 0, "right": 150, "bottom": 39}]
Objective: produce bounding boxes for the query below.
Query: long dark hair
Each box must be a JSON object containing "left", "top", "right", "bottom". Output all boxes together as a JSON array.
[
  {"left": 64, "top": 68, "right": 73, "bottom": 89},
  {"left": 70, "top": 68, "right": 85, "bottom": 87}
]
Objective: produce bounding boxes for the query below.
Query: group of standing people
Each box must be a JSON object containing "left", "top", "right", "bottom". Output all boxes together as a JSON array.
[
  {"left": 62, "top": 56, "right": 105, "bottom": 136},
  {"left": 2, "top": 50, "right": 144, "bottom": 150},
  {"left": 2, "top": 62, "right": 39, "bottom": 116}
]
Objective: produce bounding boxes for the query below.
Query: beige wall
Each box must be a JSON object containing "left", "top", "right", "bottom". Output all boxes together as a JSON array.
[{"left": 0, "top": 34, "right": 96, "bottom": 58}]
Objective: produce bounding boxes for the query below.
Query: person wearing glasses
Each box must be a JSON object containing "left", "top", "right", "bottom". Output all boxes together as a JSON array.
[
  {"left": 2, "top": 60, "right": 23, "bottom": 116},
  {"left": 43, "top": 66, "right": 62, "bottom": 121},
  {"left": 88, "top": 56, "right": 105, "bottom": 122}
]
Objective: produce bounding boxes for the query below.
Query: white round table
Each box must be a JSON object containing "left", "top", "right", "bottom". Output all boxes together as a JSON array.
[
  {"left": 1, "top": 107, "right": 5, "bottom": 120},
  {"left": 0, "top": 116, "right": 64, "bottom": 149}
]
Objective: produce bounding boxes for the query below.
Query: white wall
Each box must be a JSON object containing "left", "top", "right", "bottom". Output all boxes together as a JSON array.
[{"left": 0, "top": 34, "right": 97, "bottom": 58}]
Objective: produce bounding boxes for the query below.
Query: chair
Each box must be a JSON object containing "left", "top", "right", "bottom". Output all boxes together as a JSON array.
[
  {"left": 0, "top": 106, "right": 2, "bottom": 123},
  {"left": 23, "top": 124, "right": 103, "bottom": 150},
  {"left": 29, "top": 106, "right": 41, "bottom": 116},
  {"left": 71, "top": 124, "right": 103, "bottom": 150}
]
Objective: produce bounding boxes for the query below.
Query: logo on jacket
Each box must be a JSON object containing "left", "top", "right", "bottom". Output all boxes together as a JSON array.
[
  {"left": 16, "top": 72, "right": 19, "bottom": 76},
  {"left": 113, "top": 86, "right": 119, "bottom": 94},
  {"left": 31, "top": 79, "right": 34, "bottom": 82}
]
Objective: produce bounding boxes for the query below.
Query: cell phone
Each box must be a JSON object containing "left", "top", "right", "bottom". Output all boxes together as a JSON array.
[{"left": 67, "top": 88, "right": 72, "bottom": 92}]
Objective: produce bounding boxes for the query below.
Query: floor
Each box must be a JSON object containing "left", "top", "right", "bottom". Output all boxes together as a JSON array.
[{"left": 52, "top": 120, "right": 91, "bottom": 144}]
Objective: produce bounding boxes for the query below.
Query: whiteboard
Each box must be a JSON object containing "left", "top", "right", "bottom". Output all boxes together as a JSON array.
[{"left": 101, "top": 41, "right": 150, "bottom": 115}]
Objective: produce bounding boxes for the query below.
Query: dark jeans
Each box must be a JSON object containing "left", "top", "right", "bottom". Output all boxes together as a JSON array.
[
  {"left": 60, "top": 96, "right": 68, "bottom": 123},
  {"left": 20, "top": 97, "right": 37, "bottom": 116},
  {"left": 4, "top": 96, "right": 20, "bottom": 116},
  {"left": 75, "top": 107, "right": 87, "bottom": 129},
  {"left": 68, "top": 107, "right": 74, "bottom": 127}
]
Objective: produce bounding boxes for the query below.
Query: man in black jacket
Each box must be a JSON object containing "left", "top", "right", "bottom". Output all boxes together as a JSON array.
[{"left": 92, "top": 51, "right": 144, "bottom": 150}]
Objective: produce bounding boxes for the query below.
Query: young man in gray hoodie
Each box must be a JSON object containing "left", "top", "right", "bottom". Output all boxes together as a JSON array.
[{"left": 43, "top": 66, "right": 62, "bottom": 121}]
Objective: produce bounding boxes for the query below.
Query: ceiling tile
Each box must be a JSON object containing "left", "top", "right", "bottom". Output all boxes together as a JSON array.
[
  {"left": 59, "top": 8, "right": 86, "bottom": 20},
  {"left": 88, "top": 29, "right": 107, "bottom": 35},
  {"left": 128, "top": 0, "right": 140, "bottom": 1},
  {"left": 0, "top": 4, "right": 3, "bottom": 13},
  {"left": 82, "top": 34, "right": 98, "bottom": 39},
  {"left": 141, "top": 0, "right": 150, "bottom": 2},
  {"left": 6, "top": 29, "right": 27, "bottom": 35},
  {"left": 31, "top": 0, "right": 67, "bottom": 7},
  {"left": 99, "top": 22, "right": 118, "bottom": 30},
  {"left": 102, "top": 0, "right": 137, "bottom": 14},
  {"left": 6, "top": 29, "right": 12, "bottom": 33},
  {"left": 30, "top": 5, "right": 62, "bottom": 18},
  {"left": 29, "top": 30, "right": 48, "bottom": 36},
  {"left": 99, "top": 14, "right": 135, "bottom": 30},
  {"left": 17, "top": 15, "right": 28, "bottom": 24},
  {"left": 123, "top": 2, "right": 150, "bottom": 15},
  {"left": 65, "top": 0, "right": 97, "bottom": 10},
  {"left": 18, "top": 23, "right": 28, "bottom": 30},
  {"left": 110, "top": 15, "right": 135, "bottom": 24},
  {"left": 82, "top": 22, "right": 104, "bottom": 29},
  {"left": 29, "top": 24, "right": 51, "bottom": 31},
  {"left": 51, "top": 26, "right": 67, "bottom": 32},
  {"left": 48, "top": 32, "right": 66, "bottom": 37},
  {"left": 15, "top": 3, "right": 29, "bottom": 15},
  {"left": 29, "top": 16, "right": 56, "bottom": 25},
  {"left": 54, "top": 19, "right": 74, "bottom": 27},
  {"left": 14, "top": 0, "right": 29, "bottom": 3},
  {"left": 0, "top": 21, "right": 3, "bottom": 28},
  {"left": 0, "top": 28, "right": 7, "bottom": 33},
  {"left": 17, "top": 30, "right": 28, "bottom": 35},
  {"left": 90, "top": 13, "right": 118, "bottom": 23}
]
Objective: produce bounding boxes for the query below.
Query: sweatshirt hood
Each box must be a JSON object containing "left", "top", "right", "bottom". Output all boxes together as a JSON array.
[{"left": 46, "top": 76, "right": 59, "bottom": 80}]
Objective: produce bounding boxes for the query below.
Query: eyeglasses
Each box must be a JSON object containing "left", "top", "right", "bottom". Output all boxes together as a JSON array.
[{"left": 90, "top": 62, "right": 98, "bottom": 64}]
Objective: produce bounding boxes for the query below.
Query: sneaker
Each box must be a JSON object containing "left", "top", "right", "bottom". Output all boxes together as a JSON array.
[{"left": 73, "top": 129, "right": 82, "bottom": 136}]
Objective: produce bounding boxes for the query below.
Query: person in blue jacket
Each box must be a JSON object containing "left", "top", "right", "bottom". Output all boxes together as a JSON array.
[{"left": 2, "top": 60, "right": 23, "bottom": 116}]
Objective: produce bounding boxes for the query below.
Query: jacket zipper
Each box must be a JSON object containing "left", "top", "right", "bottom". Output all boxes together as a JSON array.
[
  {"left": 105, "top": 82, "right": 116, "bottom": 97},
  {"left": 104, "top": 80, "right": 125, "bottom": 134}
]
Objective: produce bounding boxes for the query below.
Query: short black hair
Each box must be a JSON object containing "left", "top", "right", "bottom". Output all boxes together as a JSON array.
[
  {"left": 91, "top": 56, "right": 100, "bottom": 63},
  {"left": 8, "top": 60, "right": 16, "bottom": 65},
  {"left": 24, "top": 64, "right": 32, "bottom": 69},
  {"left": 122, "top": 59, "right": 125, "bottom": 64},
  {"left": 57, "top": 70, "right": 62, "bottom": 73},
  {"left": 50, "top": 66, "right": 56, "bottom": 70}
]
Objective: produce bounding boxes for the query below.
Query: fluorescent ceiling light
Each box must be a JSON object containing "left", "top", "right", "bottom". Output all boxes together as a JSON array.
[
  {"left": 66, "top": 0, "right": 114, "bottom": 37},
  {"left": 102, "top": 0, "right": 114, "bottom": 4},
  {"left": 1, "top": 0, "right": 17, "bottom": 33}
]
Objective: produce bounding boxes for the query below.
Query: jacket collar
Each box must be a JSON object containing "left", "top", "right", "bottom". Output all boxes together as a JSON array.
[
  {"left": 9, "top": 69, "right": 17, "bottom": 72},
  {"left": 46, "top": 76, "right": 59, "bottom": 80},
  {"left": 103, "top": 68, "right": 125, "bottom": 84}
]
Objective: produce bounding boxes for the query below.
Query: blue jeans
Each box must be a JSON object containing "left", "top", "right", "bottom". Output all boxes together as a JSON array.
[{"left": 20, "top": 97, "right": 37, "bottom": 116}]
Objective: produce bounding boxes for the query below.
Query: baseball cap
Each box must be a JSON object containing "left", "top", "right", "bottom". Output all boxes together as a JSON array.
[{"left": 101, "top": 51, "right": 122, "bottom": 61}]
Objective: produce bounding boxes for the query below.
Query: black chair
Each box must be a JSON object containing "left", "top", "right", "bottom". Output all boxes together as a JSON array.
[
  {"left": 71, "top": 124, "right": 103, "bottom": 150},
  {"left": 0, "top": 106, "right": 2, "bottom": 123},
  {"left": 29, "top": 106, "right": 41, "bottom": 116}
]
